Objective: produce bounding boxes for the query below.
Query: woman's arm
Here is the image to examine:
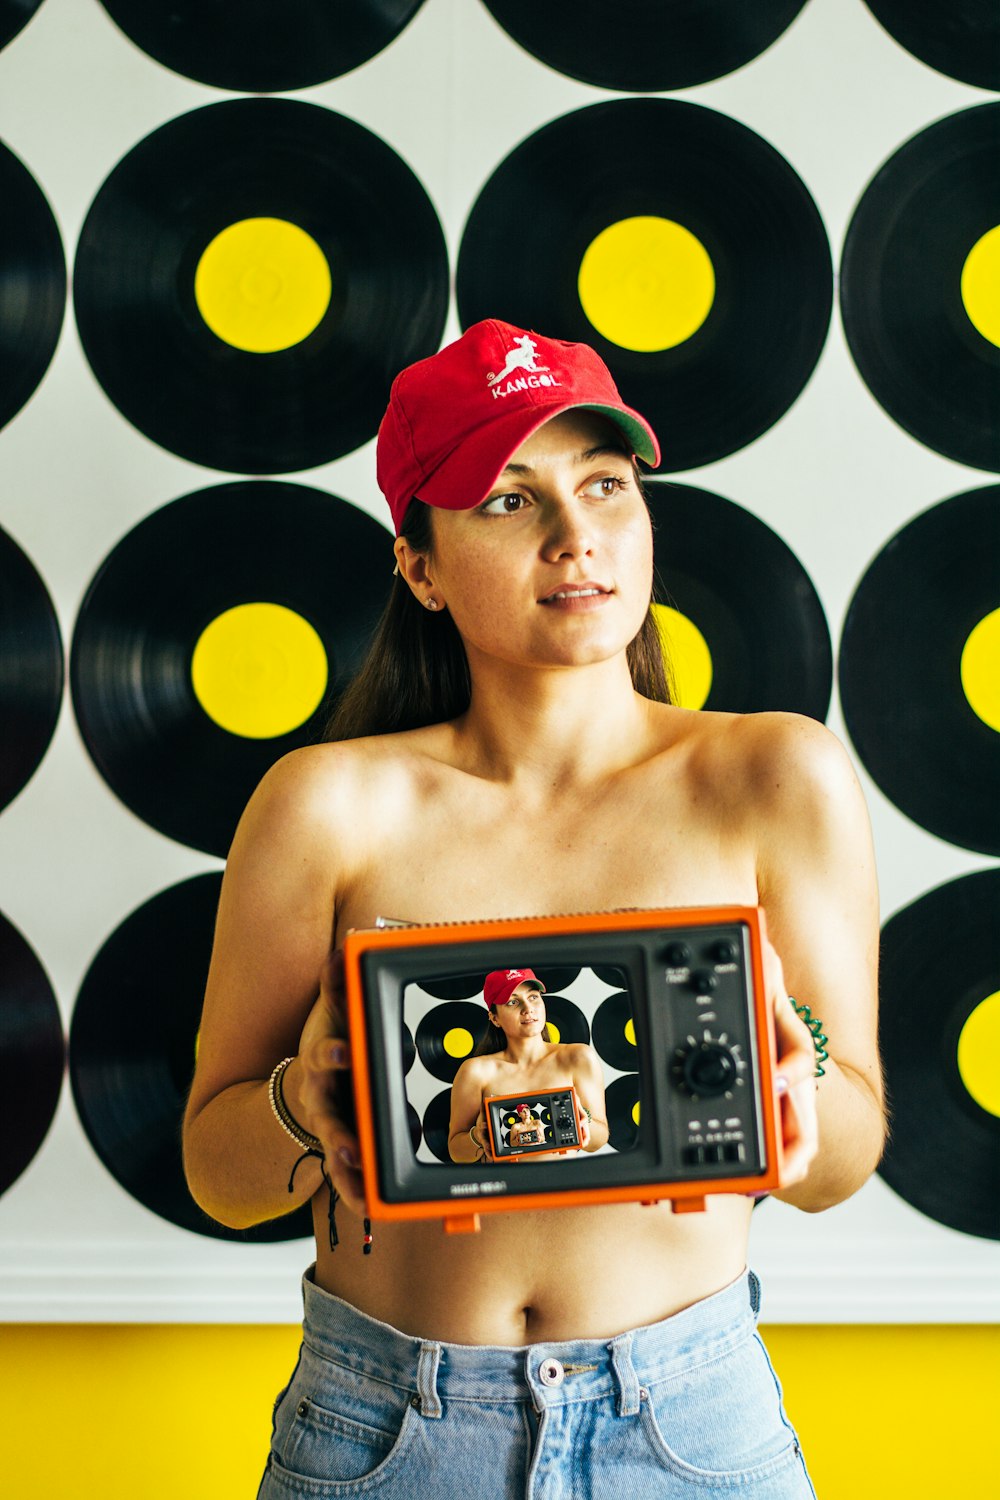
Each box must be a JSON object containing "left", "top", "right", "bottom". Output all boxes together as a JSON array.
[
  {"left": 747, "top": 713, "right": 886, "bottom": 1211},
  {"left": 570, "top": 1046, "right": 610, "bottom": 1151},
  {"left": 182, "top": 747, "right": 364, "bottom": 1229},
  {"left": 447, "top": 1059, "right": 492, "bottom": 1162}
]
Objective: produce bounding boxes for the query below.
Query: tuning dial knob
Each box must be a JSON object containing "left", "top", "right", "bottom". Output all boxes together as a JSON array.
[{"left": 674, "top": 1039, "right": 738, "bottom": 1098}]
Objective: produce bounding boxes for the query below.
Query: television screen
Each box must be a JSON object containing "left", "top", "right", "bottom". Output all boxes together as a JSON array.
[{"left": 343, "top": 908, "right": 780, "bottom": 1231}]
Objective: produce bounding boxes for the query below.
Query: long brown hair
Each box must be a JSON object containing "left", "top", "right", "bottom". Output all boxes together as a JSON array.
[{"left": 325, "top": 477, "right": 673, "bottom": 743}]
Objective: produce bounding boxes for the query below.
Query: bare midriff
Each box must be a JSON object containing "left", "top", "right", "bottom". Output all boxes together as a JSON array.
[{"left": 312, "top": 1193, "right": 753, "bottom": 1344}]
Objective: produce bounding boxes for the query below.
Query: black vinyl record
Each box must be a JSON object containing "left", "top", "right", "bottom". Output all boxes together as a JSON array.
[
  {"left": 422, "top": 1087, "right": 456, "bottom": 1164},
  {"left": 482, "top": 0, "right": 808, "bottom": 92},
  {"left": 877, "top": 870, "right": 1000, "bottom": 1241},
  {"left": 839, "top": 486, "right": 1000, "bottom": 856},
  {"left": 0, "top": 0, "right": 43, "bottom": 52},
  {"left": 405, "top": 1099, "right": 422, "bottom": 1153},
  {"left": 0, "top": 911, "right": 64, "bottom": 1196},
  {"left": 415, "top": 1002, "right": 487, "bottom": 1083},
  {"left": 69, "top": 873, "right": 313, "bottom": 1241},
  {"left": 0, "top": 526, "right": 63, "bottom": 813},
  {"left": 0, "top": 137, "right": 65, "bottom": 432},
  {"left": 840, "top": 104, "right": 1000, "bottom": 474},
  {"left": 401, "top": 1022, "right": 416, "bottom": 1077},
  {"left": 73, "top": 98, "right": 448, "bottom": 474},
  {"left": 537, "top": 992, "right": 591, "bottom": 1047},
  {"left": 457, "top": 98, "right": 832, "bottom": 472},
  {"left": 98, "top": 0, "right": 425, "bottom": 92},
  {"left": 529, "top": 966, "right": 582, "bottom": 995},
  {"left": 419, "top": 972, "right": 493, "bottom": 1002},
  {"left": 70, "top": 481, "right": 390, "bottom": 858},
  {"left": 648, "top": 480, "right": 832, "bottom": 718},
  {"left": 592, "top": 992, "right": 639, "bottom": 1073},
  {"left": 605, "top": 1073, "right": 641, "bottom": 1153},
  {"left": 862, "top": 1, "right": 1000, "bottom": 91}
]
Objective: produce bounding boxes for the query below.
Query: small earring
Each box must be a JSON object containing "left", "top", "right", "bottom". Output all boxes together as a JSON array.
[{"left": 425, "top": 598, "right": 438, "bottom": 610}]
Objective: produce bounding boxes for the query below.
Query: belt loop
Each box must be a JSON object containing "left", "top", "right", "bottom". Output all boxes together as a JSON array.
[
  {"left": 416, "top": 1342, "right": 443, "bottom": 1419},
  {"left": 609, "top": 1331, "right": 641, "bottom": 1417}
]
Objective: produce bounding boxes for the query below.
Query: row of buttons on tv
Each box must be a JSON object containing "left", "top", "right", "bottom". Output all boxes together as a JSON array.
[{"left": 682, "top": 1142, "right": 747, "bottom": 1166}]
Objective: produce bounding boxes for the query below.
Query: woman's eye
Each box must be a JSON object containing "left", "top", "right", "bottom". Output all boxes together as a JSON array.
[
  {"left": 591, "top": 474, "right": 628, "bottom": 498},
  {"left": 481, "top": 492, "right": 527, "bottom": 515}
]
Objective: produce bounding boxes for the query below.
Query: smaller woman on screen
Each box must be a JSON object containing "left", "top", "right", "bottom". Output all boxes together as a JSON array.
[{"left": 447, "top": 967, "right": 609, "bottom": 1162}]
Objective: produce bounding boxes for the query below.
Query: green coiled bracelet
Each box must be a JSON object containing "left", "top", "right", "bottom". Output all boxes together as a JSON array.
[{"left": 788, "top": 997, "right": 828, "bottom": 1078}]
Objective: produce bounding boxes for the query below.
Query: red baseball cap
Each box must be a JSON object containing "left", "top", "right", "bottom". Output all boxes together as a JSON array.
[
  {"left": 483, "top": 968, "right": 546, "bottom": 1010},
  {"left": 376, "top": 320, "right": 661, "bottom": 534}
]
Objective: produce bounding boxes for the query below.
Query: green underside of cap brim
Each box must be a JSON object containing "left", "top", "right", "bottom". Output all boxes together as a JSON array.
[{"left": 574, "top": 404, "right": 658, "bottom": 466}]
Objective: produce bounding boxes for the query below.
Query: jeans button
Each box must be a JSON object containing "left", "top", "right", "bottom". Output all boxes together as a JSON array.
[{"left": 539, "top": 1357, "right": 565, "bottom": 1387}]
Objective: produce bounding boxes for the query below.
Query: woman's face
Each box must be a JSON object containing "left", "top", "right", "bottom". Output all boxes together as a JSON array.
[
  {"left": 491, "top": 982, "right": 547, "bottom": 1042},
  {"left": 414, "top": 410, "right": 654, "bottom": 674}
]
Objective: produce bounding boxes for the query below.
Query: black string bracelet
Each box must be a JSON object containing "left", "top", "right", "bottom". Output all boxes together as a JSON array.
[{"left": 288, "top": 1147, "right": 372, "bottom": 1253}]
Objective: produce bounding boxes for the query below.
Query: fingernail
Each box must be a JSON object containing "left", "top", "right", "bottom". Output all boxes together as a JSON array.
[
  {"left": 338, "top": 1146, "right": 359, "bottom": 1170},
  {"left": 330, "top": 1042, "right": 348, "bottom": 1067},
  {"left": 775, "top": 1075, "right": 789, "bottom": 1097}
]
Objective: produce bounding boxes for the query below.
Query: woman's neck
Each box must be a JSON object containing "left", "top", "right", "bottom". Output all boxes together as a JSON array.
[
  {"left": 452, "top": 653, "right": 657, "bottom": 789},
  {"left": 500, "top": 1036, "right": 552, "bottom": 1068}
]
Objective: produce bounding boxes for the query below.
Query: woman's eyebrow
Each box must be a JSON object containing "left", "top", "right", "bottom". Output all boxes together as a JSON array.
[{"left": 500, "top": 444, "right": 630, "bottom": 477}]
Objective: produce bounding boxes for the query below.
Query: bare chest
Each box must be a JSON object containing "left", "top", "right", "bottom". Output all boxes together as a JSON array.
[{"left": 335, "top": 769, "right": 757, "bottom": 940}]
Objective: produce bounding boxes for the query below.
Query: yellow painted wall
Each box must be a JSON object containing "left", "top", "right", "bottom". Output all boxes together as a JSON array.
[{"left": 3, "top": 1323, "right": 996, "bottom": 1497}]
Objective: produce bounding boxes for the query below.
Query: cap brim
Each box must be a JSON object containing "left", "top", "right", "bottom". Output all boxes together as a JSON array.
[{"left": 414, "top": 398, "right": 660, "bottom": 517}]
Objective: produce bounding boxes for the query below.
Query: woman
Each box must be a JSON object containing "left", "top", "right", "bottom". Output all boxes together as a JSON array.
[
  {"left": 183, "top": 320, "right": 884, "bottom": 1498},
  {"left": 447, "top": 969, "right": 609, "bottom": 1162}
]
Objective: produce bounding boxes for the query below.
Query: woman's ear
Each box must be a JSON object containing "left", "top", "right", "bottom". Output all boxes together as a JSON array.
[{"left": 393, "top": 535, "right": 445, "bottom": 612}]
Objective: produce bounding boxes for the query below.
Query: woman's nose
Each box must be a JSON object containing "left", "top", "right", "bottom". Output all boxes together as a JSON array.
[{"left": 541, "top": 498, "right": 593, "bottom": 560}]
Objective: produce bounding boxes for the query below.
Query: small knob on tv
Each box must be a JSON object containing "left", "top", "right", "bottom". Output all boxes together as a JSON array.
[
  {"left": 664, "top": 942, "right": 691, "bottom": 966},
  {"left": 711, "top": 939, "right": 738, "bottom": 964},
  {"left": 690, "top": 968, "right": 718, "bottom": 995}
]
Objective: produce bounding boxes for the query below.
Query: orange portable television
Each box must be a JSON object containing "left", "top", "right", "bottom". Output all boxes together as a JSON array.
[
  {"left": 341, "top": 906, "right": 781, "bottom": 1234},
  {"left": 484, "top": 1087, "right": 585, "bottom": 1160}
]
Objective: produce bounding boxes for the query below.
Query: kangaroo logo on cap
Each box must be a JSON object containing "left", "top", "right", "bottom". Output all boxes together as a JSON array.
[{"left": 487, "top": 335, "right": 562, "bottom": 401}]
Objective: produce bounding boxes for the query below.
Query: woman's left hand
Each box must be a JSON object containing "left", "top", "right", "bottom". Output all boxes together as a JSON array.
[
  {"left": 578, "top": 1111, "right": 592, "bottom": 1149},
  {"left": 763, "top": 938, "right": 820, "bottom": 1189}
]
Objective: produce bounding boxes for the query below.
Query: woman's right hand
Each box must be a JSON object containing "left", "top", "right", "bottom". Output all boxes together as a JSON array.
[
  {"left": 292, "top": 949, "right": 366, "bottom": 1215},
  {"left": 474, "top": 1102, "right": 494, "bottom": 1161}
]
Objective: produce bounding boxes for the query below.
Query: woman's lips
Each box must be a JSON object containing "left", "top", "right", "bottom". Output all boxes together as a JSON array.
[{"left": 538, "top": 584, "right": 611, "bottom": 609}]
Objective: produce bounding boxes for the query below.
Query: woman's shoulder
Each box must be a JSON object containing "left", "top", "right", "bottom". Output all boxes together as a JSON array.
[
  {"left": 556, "top": 1041, "right": 604, "bottom": 1074},
  {"left": 227, "top": 730, "right": 455, "bottom": 877},
  {"left": 251, "top": 724, "right": 458, "bottom": 812},
  {"left": 660, "top": 705, "right": 853, "bottom": 794},
  {"left": 453, "top": 1051, "right": 496, "bottom": 1085},
  {"left": 641, "top": 706, "right": 863, "bottom": 854}
]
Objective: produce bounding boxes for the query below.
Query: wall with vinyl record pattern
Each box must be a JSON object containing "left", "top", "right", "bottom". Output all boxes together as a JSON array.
[{"left": 0, "top": 0, "right": 998, "bottom": 1329}]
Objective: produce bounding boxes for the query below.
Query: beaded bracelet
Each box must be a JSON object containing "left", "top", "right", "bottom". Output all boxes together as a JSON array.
[
  {"left": 268, "top": 1056, "right": 323, "bottom": 1151},
  {"left": 788, "top": 998, "right": 829, "bottom": 1078}
]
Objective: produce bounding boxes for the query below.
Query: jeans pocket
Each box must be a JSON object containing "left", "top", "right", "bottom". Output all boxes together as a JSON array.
[
  {"left": 638, "top": 1334, "right": 802, "bottom": 1486},
  {"left": 279, "top": 1394, "right": 415, "bottom": 1487}
]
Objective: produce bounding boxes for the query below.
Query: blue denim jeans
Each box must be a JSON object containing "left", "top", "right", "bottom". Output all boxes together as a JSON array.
[{"left": 258, "top": 1267, "right": 816, "bottom": 1499}]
